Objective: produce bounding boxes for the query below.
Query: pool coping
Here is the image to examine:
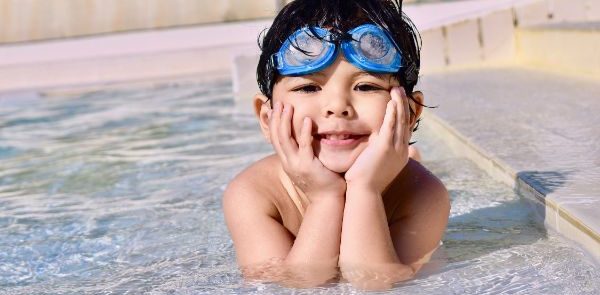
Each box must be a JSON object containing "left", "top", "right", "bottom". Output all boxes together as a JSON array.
[
  {"left": 0, "top": 0, "right": 545, "bottom": 94},
  {"left": 422, "top": 109, "right": 600, "bottom": 265}
]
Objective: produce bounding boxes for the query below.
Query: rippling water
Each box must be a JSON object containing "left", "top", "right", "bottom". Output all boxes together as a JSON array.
[{"left": 0, "top": 77, "right": 598, "bottom": 294}]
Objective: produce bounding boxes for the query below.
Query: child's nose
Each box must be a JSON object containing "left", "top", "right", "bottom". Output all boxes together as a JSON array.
[
  {"left": 323, "top": 95, "right": 354, "bottom": 118},
  {"left": 326, "top": 109, "right": 350, "bottom": 117}
]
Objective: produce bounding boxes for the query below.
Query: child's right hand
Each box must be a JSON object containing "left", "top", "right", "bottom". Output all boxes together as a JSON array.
[{"left": 269, "top": 102, "right": 346, "bottom": 200}]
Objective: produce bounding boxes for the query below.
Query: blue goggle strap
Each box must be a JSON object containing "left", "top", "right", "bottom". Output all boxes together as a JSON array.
[{"left": 273, "top": 24, "right": 402, "bottom": 75}]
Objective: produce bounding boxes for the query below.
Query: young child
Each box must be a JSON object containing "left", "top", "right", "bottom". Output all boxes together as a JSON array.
[{"left": 223, "top": 0, "right": 450, "bottom": 290}]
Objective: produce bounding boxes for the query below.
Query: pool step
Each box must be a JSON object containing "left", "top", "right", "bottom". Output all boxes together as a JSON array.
[
  {"left": 419, "top": 66, "right": 600, "bottom": 263},
  {"left": 517, "top": 22, "right": 600, "bottom": 79}
]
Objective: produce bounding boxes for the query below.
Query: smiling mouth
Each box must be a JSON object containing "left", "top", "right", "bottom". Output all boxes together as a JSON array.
[
  {"left": 315, "top": 133, "right": 368, "bottom": 147},
  {"left": 316, "top": 134, "right": 364, "bottom": 140}
]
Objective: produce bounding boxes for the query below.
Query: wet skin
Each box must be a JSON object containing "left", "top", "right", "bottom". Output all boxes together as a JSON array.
[{"left": 223, "top": 55, "right": 450, "bottom": 290}]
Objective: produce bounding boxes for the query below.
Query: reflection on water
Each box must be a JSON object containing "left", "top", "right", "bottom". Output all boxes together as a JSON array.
[{"left": 0, "top": 77, "right": 598, "bottom": 294}]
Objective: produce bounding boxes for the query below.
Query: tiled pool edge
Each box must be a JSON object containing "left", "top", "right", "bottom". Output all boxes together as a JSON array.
[{"left": 422, "top": 109, "right": 600, "bottom": 264}]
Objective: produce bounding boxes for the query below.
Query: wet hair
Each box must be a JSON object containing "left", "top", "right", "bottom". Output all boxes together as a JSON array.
[{"left": 256, "top": 0, "right": 428, "bottom": 136}]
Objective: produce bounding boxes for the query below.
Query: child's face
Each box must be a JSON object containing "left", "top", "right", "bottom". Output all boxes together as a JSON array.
[{"left": 270, "top": 55, "right": 401, "bottom": 173}]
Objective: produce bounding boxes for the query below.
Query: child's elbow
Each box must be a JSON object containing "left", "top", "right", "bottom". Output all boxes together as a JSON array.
[
  {"left": 340, "top": 263, "right": 415, "bottom": 291},
  {"left": 240, "top": 259, "right": 340, "bottom": 289},
  {"left": 281, "top": 260, "right": 340, "bottom": 288}
]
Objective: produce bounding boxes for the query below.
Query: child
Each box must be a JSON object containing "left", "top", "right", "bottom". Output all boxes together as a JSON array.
[{"left": 223, "top": 0, "right": 450, "bottom": 290}]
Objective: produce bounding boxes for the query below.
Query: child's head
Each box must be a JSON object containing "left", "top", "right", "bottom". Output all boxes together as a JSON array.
[
  {"left": 257, "top": 0, "right": 421, "bottom": 101},
  {"left": 254, "top": 0, "right": 425, "bottom": 173}
]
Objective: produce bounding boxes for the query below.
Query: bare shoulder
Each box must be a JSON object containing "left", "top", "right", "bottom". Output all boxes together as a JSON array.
[
  {"left": 387, "top": 159, "right": 451, "bottom": 265},
  {"left": 222, "top": 154, "right": 296, "bottom": 267},
  {"left": 222, "top": 154, "right": 281, "bottom": 219},
  {"left": 409, "top": 159, "right": 448, "bottom": 198},
  {"left": 390, "top": 159, "right": 450, "bottom": 220}
]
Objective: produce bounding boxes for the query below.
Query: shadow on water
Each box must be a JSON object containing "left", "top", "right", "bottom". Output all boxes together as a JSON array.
[
  {"left": 422, "top": 170, "right": 571, "bottom": 275},
  {"left": 410, "top": 197, "right": 547, "bottom": 282},
  {"left": 416, "top": 163, "right": 572, "bottom": 280},
  {"left": 517, "top": 170, "right": 571, "bottom": 196},
  {"left": 442, "top": 200, "right": 545, "bottom": 262},
  {"left": 515, "top": 170, "right": 571, "bottom": 231}
]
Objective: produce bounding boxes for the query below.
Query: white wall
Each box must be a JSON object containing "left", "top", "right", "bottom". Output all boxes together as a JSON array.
[{"left": 0, "top": 0, "right": 280, "bottom": 44}]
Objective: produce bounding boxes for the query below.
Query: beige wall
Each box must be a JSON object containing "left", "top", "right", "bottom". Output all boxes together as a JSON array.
[{"left": 0, "top": 0, "right": 282, "bottom": 44}]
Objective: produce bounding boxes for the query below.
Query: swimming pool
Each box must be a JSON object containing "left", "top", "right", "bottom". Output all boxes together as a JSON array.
[{"left": 0, "top": 77, "right": 598, "bottom": 294}]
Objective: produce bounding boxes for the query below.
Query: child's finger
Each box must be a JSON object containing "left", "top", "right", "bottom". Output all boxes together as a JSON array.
[
  {"left": 298, "top": 117, "right": 314, "bottom": 160},
  {"left": 278, "top": 103, "right": 299, "bottom": 155},
  {"left": 269, "top": 102, "right": 288, "bottom": 163},
  {"left": 392, "top": 87, "right": 406, "bottom": 149},
  {"left": 391, "top": 87, "right": 405, "bottom": 145},
  {"left": 400, "top": 87, "right": 412, "bottom": 146},
  {"left": 380, "top": 98, "right": 396, "bottom": 145}
]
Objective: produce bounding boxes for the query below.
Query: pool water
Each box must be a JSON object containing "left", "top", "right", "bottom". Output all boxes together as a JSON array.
[{"left": 0, "top": 77, "right": 598, "bottom": 294}]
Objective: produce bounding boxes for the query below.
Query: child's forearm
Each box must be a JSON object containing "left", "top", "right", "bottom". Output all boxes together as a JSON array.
[
  {"left": 283, "top": 194, "right": 345, "bottom": 285},
  {"left": 339, "top": 185, "right": 414, "bottom": 288}
]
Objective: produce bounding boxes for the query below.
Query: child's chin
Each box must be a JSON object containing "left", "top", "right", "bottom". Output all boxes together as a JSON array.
[{"left": 320, "top": 158, "right": 352, "bottom": 174}]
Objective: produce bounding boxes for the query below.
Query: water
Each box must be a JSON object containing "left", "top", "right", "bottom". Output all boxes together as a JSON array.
[{"left": 0, "top": 77, "right": 598, "bottom": 294}]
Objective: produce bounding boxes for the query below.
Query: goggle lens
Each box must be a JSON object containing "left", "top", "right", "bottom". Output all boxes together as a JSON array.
[
  {"left": 358, "top": 32, "right": 390, "bottom": 60},
  {"left": 283, "top": 31, "right": 327, "bottom": 66}
]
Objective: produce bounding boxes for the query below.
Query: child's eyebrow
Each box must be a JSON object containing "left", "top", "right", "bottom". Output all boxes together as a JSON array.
[
  {"left": 283, "top": 71, "right": 390, "bottom": 84},
  {"left": 355, "top": 71, "right": 388, "bottom": 81},
  {"left": 283, "top": 72, "right": 326, "bottom": 84},
  {"left": 305, "top": 72, "right": 327, "bottom": 78}
]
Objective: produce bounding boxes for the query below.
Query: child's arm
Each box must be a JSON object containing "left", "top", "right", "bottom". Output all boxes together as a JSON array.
[
  {"left": 223, "top": 177, "right": 344, "bottom": 287},
  {"left": 340, "top": 87, "right": 449, "bottom": 290},
  {"left": 224, "top": 102, "right": 347, "bottom": 287},
  {"left": 341, "top": 174, "right": 449, "bottom": 290}
]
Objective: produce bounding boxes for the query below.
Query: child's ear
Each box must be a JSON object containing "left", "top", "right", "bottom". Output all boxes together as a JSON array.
[
  {"left": 409, "top": 91, "right": 425, "bottom": 130},
  {"left": 253, "top": 93, "right": 272, "bottom": 143}
]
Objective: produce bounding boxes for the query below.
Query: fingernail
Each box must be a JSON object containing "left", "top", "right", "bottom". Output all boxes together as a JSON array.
[{"left": 282, "top": 103, "right": 288, "bottom": 113}]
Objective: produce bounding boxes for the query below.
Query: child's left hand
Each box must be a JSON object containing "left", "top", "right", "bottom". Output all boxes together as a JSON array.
[{"left": 344, "top": 86, "right": 411, "bottom": 194}]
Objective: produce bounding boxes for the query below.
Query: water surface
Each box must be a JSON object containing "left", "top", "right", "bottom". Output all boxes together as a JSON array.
[{"left": 0, "top": 77, "right": 598, "bottom": 294}]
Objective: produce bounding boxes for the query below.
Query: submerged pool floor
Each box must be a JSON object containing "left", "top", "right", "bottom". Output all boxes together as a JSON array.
[{"left": 0, "top": 77, "right": 598, "bottom": 294}]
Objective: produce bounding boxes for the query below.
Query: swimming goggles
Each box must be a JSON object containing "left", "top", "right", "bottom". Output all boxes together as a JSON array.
[{"left": 273, "top": 24, "right": 403, "bottom": 76}]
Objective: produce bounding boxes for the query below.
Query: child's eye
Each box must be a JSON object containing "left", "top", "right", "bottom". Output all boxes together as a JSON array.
[
  {"left": 355, "top": 84, "right": 384, "bottom": 92},
  {"left": 292, "top": 85, "right": 321, "bottom": 93}
]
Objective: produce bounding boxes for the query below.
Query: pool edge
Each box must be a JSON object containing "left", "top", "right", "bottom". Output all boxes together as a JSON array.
[{"left": 422, "top": 109, "right": 600, "bottom": 265}]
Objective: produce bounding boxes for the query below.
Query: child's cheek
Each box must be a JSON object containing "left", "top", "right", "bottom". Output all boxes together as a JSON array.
[{"left": 359, "top": 100, "right": 388, "bottom": 130}]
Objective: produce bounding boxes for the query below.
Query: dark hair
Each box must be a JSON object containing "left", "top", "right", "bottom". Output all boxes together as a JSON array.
[
  {"left": 256, "top": 0, "right": 427, "bottom": 136},
  {"left": 256, "top": 0, "right": 421, "bottom": 99}
]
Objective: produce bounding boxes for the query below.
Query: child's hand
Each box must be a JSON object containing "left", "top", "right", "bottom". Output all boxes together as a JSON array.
[
  {"left": 269, "top": 102, "right": 347, "bottom": 200},
  {"left": 344, "top": 87, "right": 411, "bottom": 194}
]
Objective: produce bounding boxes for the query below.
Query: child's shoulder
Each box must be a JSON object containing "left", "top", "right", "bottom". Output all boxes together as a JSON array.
[
  {"left": 223, "top": 154, "right": 283, "bottom": 218},
  {"left": 224, "top": 154, "right": 282, "bottom": 198},
  {"left": 385, "top": 159, "right": 449, "bottom": 220},
  {"left": 406, "top": 158, "right": 445, "bottom": 189},
  {"left": 405, "top": 159, "right": 448, "bottom": 202}
]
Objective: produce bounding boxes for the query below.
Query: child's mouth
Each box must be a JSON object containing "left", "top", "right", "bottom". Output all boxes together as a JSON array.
[{"left": 316, "top": 132, "right": 368, "bottom": 147}]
